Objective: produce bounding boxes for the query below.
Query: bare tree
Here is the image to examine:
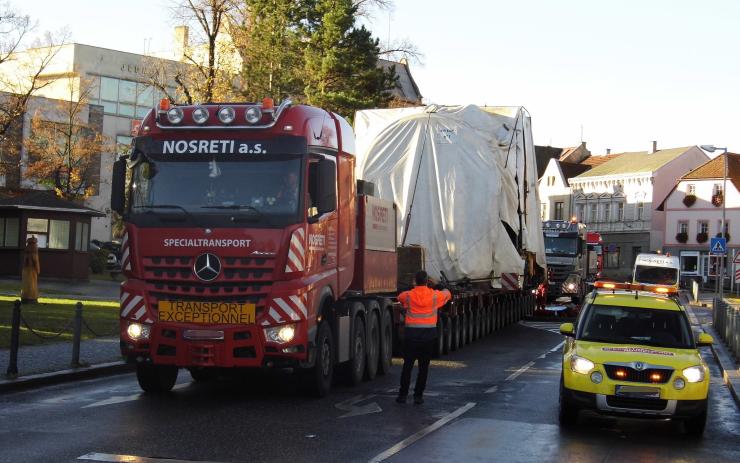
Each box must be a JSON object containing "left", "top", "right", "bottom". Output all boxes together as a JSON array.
[{"left": 24, "top": 77, "right": 111, "bottom": 199}]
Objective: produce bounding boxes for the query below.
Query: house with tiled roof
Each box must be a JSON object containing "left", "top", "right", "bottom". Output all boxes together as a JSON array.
[
  {"left": 658, "top": 153, "right": 740, "bottom": 285},
  {"left": 569, "top": 143, "right": 709, "bottom": 278}
]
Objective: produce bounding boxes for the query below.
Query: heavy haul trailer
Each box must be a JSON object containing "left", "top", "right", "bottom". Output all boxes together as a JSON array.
[
  {"left": 356, "top": 105, "right": 546, "bottom": 352},
  {"left": 110, "top": 98, "right": 403, "bottom": 396}
]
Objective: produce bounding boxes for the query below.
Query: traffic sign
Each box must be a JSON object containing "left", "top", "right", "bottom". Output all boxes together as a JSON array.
[
  {"left": 733, "top": 252, "right": 740, "bottom": 264},
  {"left": 710, "top": 237, "right": 727, "bottom": 255},
  {"left": 735, "top": 268, "right": 740, "bottom": 284}
]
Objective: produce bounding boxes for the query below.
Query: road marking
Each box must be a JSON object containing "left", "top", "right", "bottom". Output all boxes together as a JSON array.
[
  {"left": 81, "top": 383, "right": 189, "bottom": 409},
  {"left": 367, "top": 402, "right": 476, "bottom": 463},
  {"left": 550, "top": 340, "right": 565, "bottom": 352},
  {"left": 504, "top": 361, "right": 535, "bottom": 381},
  {"left": 78, "top": 452, "right": 226, "bottom": 462},
  {"left": 484, "top": 385, "right": 498, "bottom": 394},
  {"left": 335, "top": 394, "right": 382, "bottom": 418}
]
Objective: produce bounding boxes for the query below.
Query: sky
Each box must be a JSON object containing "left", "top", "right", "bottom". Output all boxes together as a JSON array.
[{"left": 16, "top": 0, "right": 740, "bottom": 155}]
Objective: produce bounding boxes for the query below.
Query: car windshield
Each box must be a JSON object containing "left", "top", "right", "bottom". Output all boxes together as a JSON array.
[
  {"left": 130, "top": 157, "right": 302, "bottom": 218},
  {"left": 578, "top": 303, "right": 693, "bottom": 348},
  {"left": 634, "top": 265, "right": 679, "bottom": 286},
  {"left": 545, "top": 236, "right": 577, "bottom": 255}
]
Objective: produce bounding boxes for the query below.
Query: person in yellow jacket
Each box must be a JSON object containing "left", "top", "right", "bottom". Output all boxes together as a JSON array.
[
  {"left": 21, "top": 236, "right": 40, "bottom": 303},
  {"left": 396, "top": 270, "right": 451, "bottom": 404}
]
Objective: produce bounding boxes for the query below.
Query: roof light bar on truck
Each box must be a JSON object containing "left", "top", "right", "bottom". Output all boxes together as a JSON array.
[{"left": 154, "top": 98, "right": 292, "bottom": 130}]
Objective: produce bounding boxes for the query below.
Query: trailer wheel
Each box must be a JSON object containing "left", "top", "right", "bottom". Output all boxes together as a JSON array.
[
  {"left": 365, "top": 311, "right": 380, "bottom": 381},
  {"left": 433, "top": 318, "right": 444, "bottom": 358},
  {"left": 305, "top": 321, "right": 334, "bottom": 397},
  {"left": 443, "top": 316, "right": 452, "bottom": 354},
  {"left": 450, "top": 316, "right": 459, "bottom": 351},
  {"left": 378, "top": 307, "right": 393, "bottom": 375},
  {"left": 483, "top": 306, "right": 490, "bottom": 336},
  {"left": 137, "top": 364, "right": 178, "bottom": 393},
  {"left": 462, "top": 313, "right": 470, "bottom": 345},
  {"left": 469, "top": 311, "right": 476, "bottom": 342},
  {"left": 344, "top": 317, "right": 366, "bottom": 386}
]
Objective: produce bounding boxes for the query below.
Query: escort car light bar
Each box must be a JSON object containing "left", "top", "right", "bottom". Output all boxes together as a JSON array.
[{"left": 593, "top": 281, "right": 677, "bottom": 295}]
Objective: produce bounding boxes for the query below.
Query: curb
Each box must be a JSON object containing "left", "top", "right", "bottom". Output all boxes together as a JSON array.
[
  {"left": 0, "top": 361, "right": 133, "bottom": 394},
  {"left": 685, "top": 304, "right": 740, "bottom": 409}
]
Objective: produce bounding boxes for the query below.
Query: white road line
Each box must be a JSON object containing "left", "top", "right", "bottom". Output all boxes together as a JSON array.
[
  {"left": 78, "top": 452, "right": 226, "bottom": 463},
  {"left": 550, "top": 341, "right": 565, "bottom": 352},
  {"left": 367, "top": 402, "right": 476, "bottom": 463},
  {"left": 504, "top": 361, "right": 535, "bottom": 381},
  {"left": 484, "top": 385, "right": 498, "bottom": 394}
]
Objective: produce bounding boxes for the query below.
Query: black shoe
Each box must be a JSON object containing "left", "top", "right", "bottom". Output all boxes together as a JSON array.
[
  {"left": 413, "top": 396, "right": 424, "bottom": 405},
  {"left": 396, "top": 395, "right": 407, "bottom": 404}
]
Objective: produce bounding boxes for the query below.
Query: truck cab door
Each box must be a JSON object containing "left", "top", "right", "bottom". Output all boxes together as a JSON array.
[{"left": 305, "top": 157, "right": 338, "bottom": 275}]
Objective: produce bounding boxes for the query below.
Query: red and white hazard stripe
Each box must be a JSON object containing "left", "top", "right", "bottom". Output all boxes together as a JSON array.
[
  {"left": 501, "top": 273, "right": 519, "bottom": 291},
  {"left": 284, "top": 228, "right": 305, "bottom": 273},
  {"left": 120, "top": 291, "right": 152, "bottom": 323},
  {"left": 121, "top": 230, "right": 132, "bottom": 271},
  {"left": 262, "top": 293, "right": 308, "bottom": 326}
]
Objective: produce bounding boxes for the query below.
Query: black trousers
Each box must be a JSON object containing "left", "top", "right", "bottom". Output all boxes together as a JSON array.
[{"left": 399, "top": 327, "right": 437, "bottom": 397}]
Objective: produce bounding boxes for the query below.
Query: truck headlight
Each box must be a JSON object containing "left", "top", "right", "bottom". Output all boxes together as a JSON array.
[
  {"left": 567, "top": 283, "right": 576, "bottom": 291},
  {"left": 192, "top": 106, "right": 210, "bottom": 124},
  {"left": 570, "top": 355, "right": 595, "bottom": 374},
  {"left": 264, "top": 324, "right": 296, "bottom": 344},
  {"left": 682, "top": 365, "right": 705, "bottom": 383},
  {"left": 245, "top": 106, "right": 262, "bottom": 124},
  {"left": 127, "top": 322, "right": 151, "bottom": 341},
  {"left": 167, "top": 107, "right": 184, "bottom": 124}
]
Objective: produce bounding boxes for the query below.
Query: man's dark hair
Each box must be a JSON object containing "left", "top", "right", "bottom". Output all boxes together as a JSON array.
[{"left": 414, "top": 270, "right": 428, "bottom": 286}]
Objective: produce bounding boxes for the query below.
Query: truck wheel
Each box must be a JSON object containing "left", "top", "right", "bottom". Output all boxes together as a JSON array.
[
  {"left": 305, "top": 321, "right": 334, "bottom": 397},
  {"left": 684, "top": 411, "right": 707, "bottom": 437},
  {"left": 469, "top": 312, "right": 476, "bottom": 342},
  {"left": 364, "top": 311, "right": 380, "bottom": 380},
  {"left": 450, "top": 316, "right": 459, "bottom": 351},
  {"left": 443, "top": 317, "right": 452, "bottom": 354},
  {"left": 433, "top": 318, "right": 444, "bottom": 358},
  {"left": 378, "top": 307, "right": 393, "bottom": 375},
  {"left": 344, "top": 317, "right": 366, "bottom": 386},
  {"left": 461, "top": 313, "right": 469, "bottom": 345},
  {"left": 137, "top": 364, "right": 178, "bottom": 393},
  {"left": 487, "top": 305, "right": 494, "bottom": 334}
]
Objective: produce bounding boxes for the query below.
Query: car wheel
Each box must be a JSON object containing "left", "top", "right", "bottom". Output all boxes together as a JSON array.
[
  {"left": 684, "top": 411, "right": 707, "bottom": 437},
  {"left": 558, "top": 375, "right": 579, "bottom": 426}
]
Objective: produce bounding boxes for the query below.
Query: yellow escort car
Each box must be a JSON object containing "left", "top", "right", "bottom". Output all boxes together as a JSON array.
[{"left": 558, "top": 281, "right": 713, "bottom": 436}]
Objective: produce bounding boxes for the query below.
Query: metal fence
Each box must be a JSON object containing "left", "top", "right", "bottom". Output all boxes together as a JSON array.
[{"left": 714, "top": 297, "right": 740, "bottom": 360}]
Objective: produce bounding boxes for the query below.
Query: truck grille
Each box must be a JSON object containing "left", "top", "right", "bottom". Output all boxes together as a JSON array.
[
  {"left": 142, "top": 254, "right": 276, "bottom": 319},
  {"left": 604, "top": 365, "right": 672, "bottom": 384},
  {"left": 548, "top": 264, "right": 574, "bottom": 283}
]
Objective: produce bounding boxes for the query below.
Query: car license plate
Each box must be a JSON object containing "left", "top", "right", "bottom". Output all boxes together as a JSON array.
[
  {"left": 615, "top": 385, "right": 660, "bottom": 399},
  {"left": 158, "top": 301, "right": 256, "bottom": 324}
]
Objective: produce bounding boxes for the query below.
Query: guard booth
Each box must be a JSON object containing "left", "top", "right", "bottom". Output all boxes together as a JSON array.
[{"left": 0, "top": 190, "right": 105, "bottom": 280}]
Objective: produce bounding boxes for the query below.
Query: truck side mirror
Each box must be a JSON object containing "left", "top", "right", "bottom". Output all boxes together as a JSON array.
[
  {"left": 316, "top": 159, "right": 336, "bottom": 214},
  {"left": 111, "top": 158, "right": 126, "bottom": 215}
]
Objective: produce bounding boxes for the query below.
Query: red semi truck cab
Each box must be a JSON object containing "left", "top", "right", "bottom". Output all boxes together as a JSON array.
[{"left": 110, "top": 99, "right": 398, "bottom": 395}]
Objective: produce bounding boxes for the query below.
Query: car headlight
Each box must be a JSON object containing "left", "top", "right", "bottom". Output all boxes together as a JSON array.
[
  {"left": 570, "top": 355, "right": 595, "bottom": 374},
  {"left": 682, "top": 365, "right": 705, "bottom": 383},
  {"left": 127, "top": 322, "right": 151, "bottom": 341},
  {"left": 264, "top": 324, "right": 296, "bottom": 344},
  {"left": 167, "top": 107, "right": 184, "bottom": 124}
]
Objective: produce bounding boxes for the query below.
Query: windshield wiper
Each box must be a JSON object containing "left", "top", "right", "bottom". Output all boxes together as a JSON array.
[
  {"left": 201, "top": 205, "right": 262, "bottom": 214},
  {"left": 134, "top": 204, "right": 200, "bottom": 225}
]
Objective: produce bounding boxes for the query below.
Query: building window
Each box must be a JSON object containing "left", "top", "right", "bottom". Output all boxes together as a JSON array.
[
  {"left": 713, "top": 183, "right": 724, "bottom": 195},
  {"left": 617, "top": 202, "right": 624, "bottom": 221},
  {"left": 0, "top": 217, "right": 20, "bottom": 247},
  {"left": 687, "top": 184, "right": 696, "bottom": 195},
  {"left": 679, "top": 221, "right": 688, "bottom": 234},
  {"left": 93, "top": 76, "right": 170, "bottom": 119},
  {"left": 603, "top": 203, "right": 611, "bottom": 222},
  {"left": 540, "top": 203, "right": 547, "bottom": 221},
  {"left": 699, "top": 221, "right": 709, "bottom": 234},
  {"left": 577, "top": 204, "right": 585, "bottom": 221},
  {"left": 554, "top": 202, "right": 563, "bottom": 220},
  {"left": 632, "top": 246, "right": 642, "bottom": 262},
  {"left": 74, "top": 222, "right": 89, "bottom": 251},
  {"left": 25, "top": 218, "right": 71, "bottom": 250},
  {"left": 606, "top": 247, "right": 620, "bottom": 268},
  {"left": 717, "top": 220, "right": 729, "bottom": 236},
  {"left": 589, "top": 204, "right": 597, "bottom": 222},
  {"left": 636, "top": 202, "right": 644, "bottom": 220}
]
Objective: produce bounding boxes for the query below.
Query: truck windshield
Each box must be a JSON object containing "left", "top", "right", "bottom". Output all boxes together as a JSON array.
[
  {"left": 130, "top": 157, "right": 302, "bottom": 218},
  {"left": 634, "top": 265, "right": 679, "bottom": 286},
  {"left": 544, "top": 236, "right": 577, "bottom": 255},
  {"left": 579, "top": 304, "right": 693, "bottom": 349}
]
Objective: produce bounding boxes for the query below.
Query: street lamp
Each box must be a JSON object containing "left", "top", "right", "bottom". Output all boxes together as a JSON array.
[{"left": 701, "top": 145, "right": 728, "bottom": 300}]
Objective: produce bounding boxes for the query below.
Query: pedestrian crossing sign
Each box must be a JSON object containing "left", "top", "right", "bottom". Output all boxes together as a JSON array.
[{"left": 710, "top": 237, "right": 727, "bottom": 255}]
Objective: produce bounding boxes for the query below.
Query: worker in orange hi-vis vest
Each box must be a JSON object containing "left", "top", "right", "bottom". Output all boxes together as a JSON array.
[{"left": 396, "top": 270, "right": 451, "bottom": 405}]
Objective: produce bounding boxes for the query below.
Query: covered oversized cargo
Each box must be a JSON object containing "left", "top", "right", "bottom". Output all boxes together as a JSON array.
[{"left": 354, "top": 105, "right": 545, "bottom": 287}]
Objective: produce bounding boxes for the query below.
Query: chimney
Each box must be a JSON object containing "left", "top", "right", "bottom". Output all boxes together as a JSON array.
[
  {"left": 649, "top": 140, "right": 657, "bottom": 154},
  {"left": 174, "top": 25, "right": 189, "bottom": 60},
  {"left": 606, "top": 148, "right": 611, "bottom": 154}
]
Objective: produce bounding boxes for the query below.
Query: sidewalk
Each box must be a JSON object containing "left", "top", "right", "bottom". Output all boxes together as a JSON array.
[{"left": 0, "top": 276, "right": 120, "bottom": 301}]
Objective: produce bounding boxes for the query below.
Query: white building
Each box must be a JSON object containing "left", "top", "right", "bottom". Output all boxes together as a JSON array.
[
  {"left": 659, "top": 153, "right": 740, "bottom": 285},
  {"left": 538, "top": 159, "right": 590, "bottom": 221},
  {"left": 569, "top": 143, "right": 708, "bottom": 278}
]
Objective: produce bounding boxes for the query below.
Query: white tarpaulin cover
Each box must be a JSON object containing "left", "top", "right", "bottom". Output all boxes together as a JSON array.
[{"left": 354, "top": 105, "right": 545, "bottom": 283}]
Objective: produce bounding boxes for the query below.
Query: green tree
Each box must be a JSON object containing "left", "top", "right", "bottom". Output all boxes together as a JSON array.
[{"left": 303, "top": 0, "right": 396, "bottom": 118}]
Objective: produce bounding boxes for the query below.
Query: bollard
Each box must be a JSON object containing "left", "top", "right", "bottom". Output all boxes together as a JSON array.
[
  {"left": 6, "top": 300, "right": 21, "bottom": 378},
  {"left": 71, "top": 301, "right": 83, "bottom": 367}
]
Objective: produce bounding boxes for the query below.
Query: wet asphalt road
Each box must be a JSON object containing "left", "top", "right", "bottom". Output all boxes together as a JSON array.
[{"left": 0, "top": 321, "right": 737, "bottom": 463}]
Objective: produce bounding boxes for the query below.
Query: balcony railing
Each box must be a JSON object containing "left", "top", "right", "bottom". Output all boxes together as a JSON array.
[{"left": 585, "top": 220, "right": 650, "bottom": 233}]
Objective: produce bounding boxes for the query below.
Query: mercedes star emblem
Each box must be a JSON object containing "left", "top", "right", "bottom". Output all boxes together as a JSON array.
[{"left": 194, "top": 253, "right": 221, "bottom": 281}]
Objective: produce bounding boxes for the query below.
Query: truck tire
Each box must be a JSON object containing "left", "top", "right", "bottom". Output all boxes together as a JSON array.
[
  {"left": 137, "top": 364, "right": 178, "bottom": 393},
  {"left": 305, "top": 321, "right": 334, "bottom": 397},
  {"left": 378, "top": 307, "right": 393, "bottom": 375},
  {"left": 443, "top": 316, "right": 452, "bottom": 354},
  {"left": 469, "top": 311, "right": 476, "bottom": 342},
  {"left": 451, "top": 316, "right": 460, "bottom": 351},
  {"left": 462, "top": 313, "right": 469, "bottom": 345},
  {"left": 344, "top": 317, "right": 366, "bottom": 386},
  {"left": 433, "top": 318, "right": 444, "bottom": 358},
  {"left": 364, "top": 311, "right": 380, "bottom": 380}
]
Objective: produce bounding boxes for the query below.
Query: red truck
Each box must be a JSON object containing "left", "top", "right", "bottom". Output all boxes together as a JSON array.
[{"left": 110, "top": 98, "right": 534, "bottom": 396}]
